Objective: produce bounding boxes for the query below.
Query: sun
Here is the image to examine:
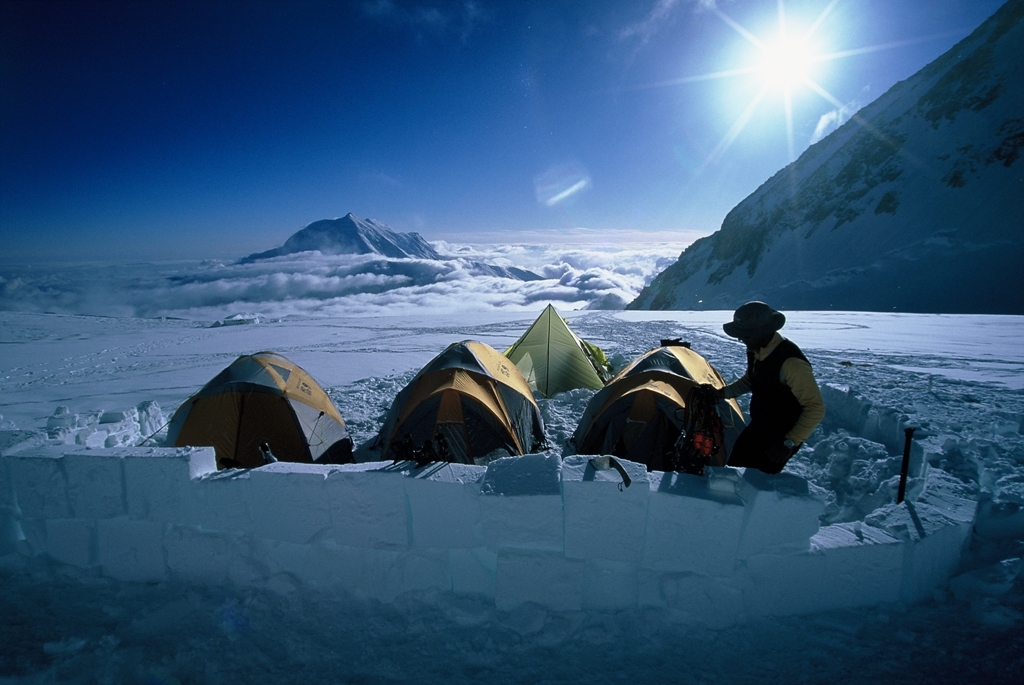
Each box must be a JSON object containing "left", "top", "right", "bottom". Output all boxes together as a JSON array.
[
  {"left": 757, "top": 38, "right": 816, "bottom": 92},
  {"left": 659, "top": 0, "right": 866, "bottom": 167},
  {"left": 627, "top": 0, "right": 908, "bottom": 169}
]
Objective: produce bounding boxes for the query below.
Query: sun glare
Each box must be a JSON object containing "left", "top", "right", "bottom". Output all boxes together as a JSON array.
[
  {"left": 666, "top": 0, "right": 859, "bottom": 168},
  {"left": 758, "top": 38, "right": 815, "bottom": 91},
  {"left": 626, "top": 0, "right": 917, "bottom": 170}
]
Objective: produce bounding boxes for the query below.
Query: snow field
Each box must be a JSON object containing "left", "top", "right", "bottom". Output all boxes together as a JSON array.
[
  {"left": 1, "top": 309, "right": 1022, "bottom": 681},
  {"left": 1, "top": 427, "right": 976, "bottom": 628}
]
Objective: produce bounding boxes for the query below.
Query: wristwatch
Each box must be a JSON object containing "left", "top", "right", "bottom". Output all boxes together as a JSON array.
[{"left": 783, "top": 439, "right": 795, "bottom": 450}]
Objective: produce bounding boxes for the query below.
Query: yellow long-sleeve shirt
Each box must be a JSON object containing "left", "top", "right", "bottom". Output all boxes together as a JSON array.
[{"left": 723, "top": 333, "right": 826, "bottom": 445}]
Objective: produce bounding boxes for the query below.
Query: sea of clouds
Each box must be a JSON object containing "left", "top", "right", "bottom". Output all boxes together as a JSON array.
[{"left": 0, "top": 242, "right": 683, "bottom": 321}]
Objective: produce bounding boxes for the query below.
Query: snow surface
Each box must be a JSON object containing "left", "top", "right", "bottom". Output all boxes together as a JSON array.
[{"left": 1, "top": 303, "right": 1023, "bottom": 682}]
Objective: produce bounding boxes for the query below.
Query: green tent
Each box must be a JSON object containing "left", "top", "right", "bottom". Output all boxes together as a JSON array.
[{"left": 504, "top": 304, "right": 610, "bottom": 398}]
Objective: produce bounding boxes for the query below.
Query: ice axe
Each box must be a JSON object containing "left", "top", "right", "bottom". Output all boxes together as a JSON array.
[{"left": 897, "top": 427, "right": 916, "bottom": 504}]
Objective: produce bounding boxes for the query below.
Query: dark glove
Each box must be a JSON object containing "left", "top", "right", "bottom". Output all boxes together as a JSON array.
[{"left": 761, "top": 440, "right": 797, "bottom": 474}]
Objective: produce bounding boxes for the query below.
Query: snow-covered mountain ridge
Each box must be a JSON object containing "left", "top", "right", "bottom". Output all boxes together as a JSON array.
[
  {"left": 241, "top": 212, "right": 442, "bottom": 261},
  {"left": 630, "top": 0, "right": 1024, "bottom": 314},
  {"left": 238, "top": 212, "right": 543, "bottom": 283}
]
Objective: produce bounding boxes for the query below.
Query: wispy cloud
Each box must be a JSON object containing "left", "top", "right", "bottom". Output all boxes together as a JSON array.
[
  {"left": 619, "top": 0, "right": 716, "bottom": 45},
  {"left": 619, "top": 0, "right": 682, "bottom": 45},
  {"left": 362, "top": 0, "right": 488, "bottom": 41},
  {"left": 810, "top": 96, "right": 863, "bottom": 144}
]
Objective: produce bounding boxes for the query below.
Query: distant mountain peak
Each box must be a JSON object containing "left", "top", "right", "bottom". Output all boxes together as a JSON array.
[
  {"left": 242, "top": 213, "right": 441, "bottom": 262},
  {"left": 238, "top": 213, "right": 544, "bottom": 283}
]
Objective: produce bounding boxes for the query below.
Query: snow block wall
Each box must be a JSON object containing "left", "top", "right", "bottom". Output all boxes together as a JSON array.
[
  {"left": 0, "top": 430, "right": 976, "bottom": 627},
  {"left": 820, "top": 384, "right": 922, "bottom": 456}
]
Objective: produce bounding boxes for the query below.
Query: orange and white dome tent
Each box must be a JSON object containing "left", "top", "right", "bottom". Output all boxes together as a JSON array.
[
  {"left": 373, "top": 341, "right": 546, "bottom": 465},
  {"left": 166, "top": 351, "right": 352, "bottom": 469},
  {"left": 571, "top": 344, "right": 745, "bottom": 472}
]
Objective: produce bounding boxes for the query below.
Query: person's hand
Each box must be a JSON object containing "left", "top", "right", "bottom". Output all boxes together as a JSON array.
[{"left": 762, "top": 440, "right": 797, "bottom": 474}]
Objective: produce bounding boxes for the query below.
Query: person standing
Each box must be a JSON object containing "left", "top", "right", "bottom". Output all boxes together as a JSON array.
[{"left": 719, "top": 301, "right": 825, "bottom": 474}]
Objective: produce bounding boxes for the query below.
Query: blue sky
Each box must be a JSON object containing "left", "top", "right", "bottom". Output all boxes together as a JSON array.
[{"left": 0, "top": 0, "right": 1007, "bottom": 261}]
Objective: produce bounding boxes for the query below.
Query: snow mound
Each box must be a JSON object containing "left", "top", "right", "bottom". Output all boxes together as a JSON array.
[
  {"left": 42, "top": 402, "right": 166, "bottom": 449},
  {"left": 209, "top": 313, "right": 264, "bottom": 327}
]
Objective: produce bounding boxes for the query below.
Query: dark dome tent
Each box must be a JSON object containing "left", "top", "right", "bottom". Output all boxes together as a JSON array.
[
  {"left": 373, "top": 341, "right": 546, "bottom": 465},
  {"left": 571, "top": 345, "right": 745, "bottom": 472},
  {"left": 504, "top": 303, "right": 610, "bottom": 398},
  {"left": 166, "top": 351, "right": 352, "bottom": 469}
]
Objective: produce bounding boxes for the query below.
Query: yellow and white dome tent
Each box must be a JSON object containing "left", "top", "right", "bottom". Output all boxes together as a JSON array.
[
  {"left": 166, "top": 351, "right": 352, "bottom": 469},
  {"left": 374, "top": 341, "right": 546, "bottom": 465},
  {"left": 571, "top": 344, "right": 744, "bottom": 473}
]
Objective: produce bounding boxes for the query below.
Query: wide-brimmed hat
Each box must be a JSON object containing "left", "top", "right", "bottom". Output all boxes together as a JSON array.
[{"left": 723, "top": 301, "right": 786, "bottom": 339}]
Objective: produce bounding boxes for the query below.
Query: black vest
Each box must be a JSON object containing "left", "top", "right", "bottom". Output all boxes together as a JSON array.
[{"left": 747, "top": 339, "right": 809, "bottom": 436}]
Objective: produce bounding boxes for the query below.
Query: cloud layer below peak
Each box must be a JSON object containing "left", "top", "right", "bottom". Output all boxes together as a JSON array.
[{"left": 0, "top": 242, "right": 683, "bottom": 321}]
